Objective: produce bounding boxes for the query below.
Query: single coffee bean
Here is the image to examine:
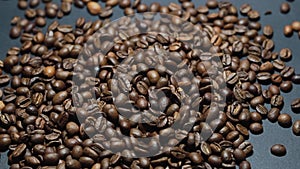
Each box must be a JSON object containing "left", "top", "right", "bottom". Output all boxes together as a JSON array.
[
  {"left": 280, "top": 2, "right": 290, "bottom": 14},
  {"left": 147, "top": 70, "right": 160, "bottom": 84},
  {"left": 87, "top": 1, "right": 102, "bottom": 15},
  {"left": 280, "top": 81, "right": 293, "bottom": 93},
  {"left": 247, "top": 10, "right": 260, "bottom": 20},
  {"left": 281, "top": 66, "right": 295, "bottom": 79},
  {"left": 206, "top": 0, "right": 218, "bottom": 9},
  {"left": 278, "top": 113, "right": 292, "bottom": 128},
  {"left": 284, "top": 25, "right": 293, "bottom": 37},
  {"left": 119, "top": 0, "right": 131, "bottom": 8},
  {"left": 249, "top": 122, "right": 263, "bottom": 134},
  {"left": 263, "top": 25, "right": 273, "bottom": 37},
  {"left": 29, "top": 0, "right": 40, "bottom": 8},
  {"left": 10, "top": 26, "right": 22, "bottom": 39},
  {"left": 291, "top": 98, "right": 300, "bottom": 113},
  {"left": 18, "top": 0, "right": 28, "bottom": 9},
  {"left": 268, "top": 108, "right": 280, "bottom": 122},
  {"left": 239, "top": 160, "right": 252, "bottom": 169},
  {"left": 271, "top": 144, "right": 287, "bottom": 156},
  {"left": 66, "top": 122, "right": 79, "bottom": 136},
  {"left": 0, "top": 134, "right": 11, "bottom": 151},
  {"left": 189, "top": 152, "right": 203, "bottom": 164},
  {"left": 291, "top": 21, "right": 300, "bottom": 31},
  {"left": 240, "top": 4, "right": 252, "bottom": 15},
  {"left": 292, "top": 120, "right": 300, "bottom": 136},
  {"left": 43, "top": 66, "right": 56, "bottom": 78},
  {"left": 279, "top": 48, "right": 292, "bottom": 61},
  {"left": 292, "top": 74, "right": 300, "bottom": 84}
]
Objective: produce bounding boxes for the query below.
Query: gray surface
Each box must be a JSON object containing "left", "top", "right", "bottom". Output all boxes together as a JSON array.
[{"left": 1, "top": 0, "right": 300, "bottom": 168}]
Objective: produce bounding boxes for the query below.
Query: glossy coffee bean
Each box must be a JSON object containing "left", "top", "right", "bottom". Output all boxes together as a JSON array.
[{"left": 271, "top": 144, "right": 287, "bottom": 156}]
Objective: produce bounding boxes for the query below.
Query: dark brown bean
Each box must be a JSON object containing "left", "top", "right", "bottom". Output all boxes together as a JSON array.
[
  {"left": 292, "top": 120, "right": 300, "bottom": 136},
  {"left": 271, "top": 144, "right": 287, "bottom": 156},
  {"left": 278, "top": 113, "right": 292, "bottom": 128}
]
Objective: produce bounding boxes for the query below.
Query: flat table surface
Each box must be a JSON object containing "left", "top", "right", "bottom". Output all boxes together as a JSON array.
[{"left": 1, "top": 0, "right": 300, "bottom": 169}]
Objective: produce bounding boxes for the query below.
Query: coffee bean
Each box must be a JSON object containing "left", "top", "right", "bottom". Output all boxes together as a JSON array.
[
  {"left": 292, "top": 120, "right": 300, "bottom": 136},
  {"left": 249, "top": 122, "right": 263, "bottom": 134},
  {"left": 268, "top": 108, "right": 280, "bottom": 123},
  {"left": 291, "top": 21, "right": 300, "bottom": 31},
  {"left": 279, "top": 48, "right": 292, "bottom": 61},
  {"left": 189, "top": 152, "right": 203, "bottom": 164},
  {"left": 284, "top": 25, "right": 293, "bottom": 37},
  {"left": 87, "top": 1, "right": 102, "bottom": 15},
  {"left": 271, "top": 144, "right": 287, "bottom": 156},
  {"left": 280, "top": 81, "right": 293, "bottom": 93},
  {"left": 281, "top": 66, "right": 295, "bottom": 79},
  {"left": 263, "top": 25, "right": 273, "bottom": 37},
  {"left": 208, "top": 155, "right": 222, "bottom": 167},
  {"left": 29, "top": 0, "right": 40, "bottom": 8},
  {"left": 239, "top": 160, "right": 252, "bottom": 169},
  {"left": 292, "top": 74, "right": 300, "bottom": 84},
  {"left": 206, "top": 0, "right": 218, "bottom": 9},
  {"left": 247, "top": 10, "right": 260, "bottom": 20},
  {"left": 291, "top": 98, "right": 300, "bottom": 113},
  {"left": 280, "top": 2, "right": 290, "bottom": 14},
  {"left": 0, "top": 134, "right": 11, "bottom": 151},
  {"left": 278, "top": 113, "right": 292, "bottom": 128},
  {"left": 10, "top": 26, "right": 22, "bottom": 39},
  {"left": 0, "top": 75, "right": 11, "bottom": 85},
  {"left": 43, "top": 66, "right": 56, "bottom": 78},
  {"left": 18, "top": 0, "right": 28, "bottom": 9}
]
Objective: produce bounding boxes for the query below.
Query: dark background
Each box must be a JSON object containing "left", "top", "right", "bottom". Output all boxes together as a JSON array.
[{"left": 1, "top": 0, "right": 300, "bottom": 168}]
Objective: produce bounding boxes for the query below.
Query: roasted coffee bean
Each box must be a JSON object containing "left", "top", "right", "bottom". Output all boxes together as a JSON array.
[
  {"left": 239, "top": 160, "right": 252, "bottom": 169},
  {"left": 284, "top": 25, "right": 293, "bottom": 37},
  {"left": 206, "top": 0, "right": 218, "bottom": 9},
  {"left": 29, "top": 0, "right": 40, "bottom": 8},
  {"left": 280, "top": 81, "right": 293, "bottom": 92},
  {"left": 278, "top": 113, "right": 292, "bottom": 128},
  {"left": 18, "top": 0, "right": 28, "bottom": 9},
  {"left": 87, "top": 1, "right": 102, "bottom": 15},
  {"left": 273, "top": 59, "right": 286, "bottom": 71},
  {"left": 10, "top": 26, "right": 22, "bottom": 39},
  {"left": 271, "top": 144, "right": 287, "bottom": 156},
  {"left": 291, "top": 21, "right": 300, "bottom": 31},
  {"left": 292, "top": 74, "right": 300, "bottom": 84},
  {"left": 270, "top": 95, "right": 284, "bottom": 107},
  {"left": 189, "top": 152, "right": 203, "bottom": 164},
  {"left": 263, "top": 25, "right": 273, "bottom": 37},
  {"left": 240, "top": 4, "right": 252, "bottom": 15},
  {"left": 279, "top": 48, "right": 292, "bottom": 61},
  {"left": 280, "top": 2, "right": 290, "bottom": 14},
  {"left": 292, "top": 120, "right": 300, "bottom": 136},
  {"left": 281, "top": 66, "right": 295, "bottom": 79},
  {"left": 268, "top": 108, "right": 280, "bottom": 123},
  {"left": 119, "top": 0, "right": 131, "bottom": 8},
  {"left": 249, "top": 122, "right": 263, "bottom": 134},
  {"left": 0, "top": 134, "right": 11, "bottom": 151},
  {"left": 208, "top": 155, "right": 222, "bottom": 167},
  {"left": 291, "top": 98, "right": 300, "bottom": 113}
]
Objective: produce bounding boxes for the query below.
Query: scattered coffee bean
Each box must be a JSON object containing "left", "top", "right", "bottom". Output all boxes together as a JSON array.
[
  {"left": 271, "top": 144, "right": 287, "bottom": 157},
  {"left": 291, "top": 21, "right": 300, "bottom": 31},
  {"left": 87, "top": 1, "right": 102, "bottom": 15},
  {"left": 292, "top": 120, "right": 300, "bottom": 136},
  {"left": 263, "top": 25, "right": 273, "bottom": 37},
  {"left": 280, "top": 2, "right": 290, "bottom": 14},
  {"left": 291, "top": 98, "right": 300, "bottom": 113},
  {"left": 278, "top": 113, "right": 292, "bottom": 128},
  {"left": 279, "top": 48, "right": 292, "bottom": 61},
  {"left": 284, "top": 25, "right": 293, "bottom": 37}
]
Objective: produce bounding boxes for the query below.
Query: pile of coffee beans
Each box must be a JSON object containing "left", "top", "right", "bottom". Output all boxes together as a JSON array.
[{"left": 1, "top": 0, "right": 300, "bottom": 169}]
